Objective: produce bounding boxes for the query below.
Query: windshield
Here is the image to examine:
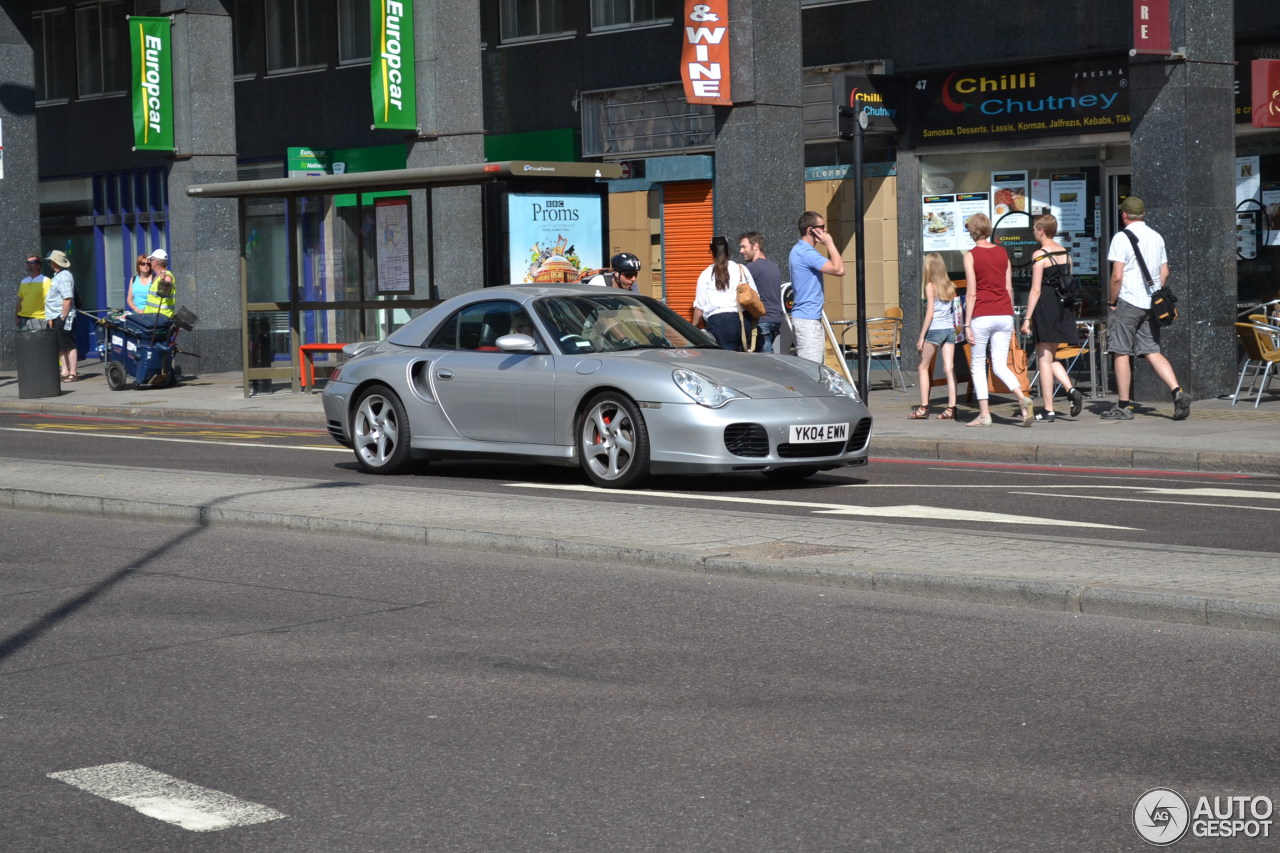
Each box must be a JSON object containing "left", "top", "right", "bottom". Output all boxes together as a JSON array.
[{"left": 534, "top": 293, "right": 715, "bottom": 354}]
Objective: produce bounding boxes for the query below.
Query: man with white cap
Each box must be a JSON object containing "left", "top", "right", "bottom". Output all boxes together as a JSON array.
[
  {"left": 144, "top": 248, "right": 176, "bottom": 318},
  {"left": 44, "top": 249, "right": 78, "bottom": 381}
]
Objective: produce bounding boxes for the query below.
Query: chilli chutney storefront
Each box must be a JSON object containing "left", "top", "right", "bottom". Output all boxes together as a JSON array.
[
  {"left": 889, "top": 46, "right": 1267, "bottom": 400},
  {"left": 905, "top": 57, "right": 1136, "bottom": 319}
]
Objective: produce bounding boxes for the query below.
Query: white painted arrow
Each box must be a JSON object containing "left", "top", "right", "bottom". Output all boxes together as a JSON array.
[
  {"left": 48, "top": 762, "right": 286, "bottom": 833},
  {"left": 509, "top": 483, "right": 1134, "bottom": 529}
]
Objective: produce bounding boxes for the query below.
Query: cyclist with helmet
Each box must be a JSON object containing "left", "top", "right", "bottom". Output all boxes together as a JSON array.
[{"left": 587, "top": 252, "right": 642, "bottom": 291}]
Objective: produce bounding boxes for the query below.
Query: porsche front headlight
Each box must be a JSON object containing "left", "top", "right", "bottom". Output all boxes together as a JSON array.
[
  {"left": 672, "top": 368, "right": 748, "bottom": 408},
  {"left": 819, "top": 364, "right": 860, "bottom": 401}
]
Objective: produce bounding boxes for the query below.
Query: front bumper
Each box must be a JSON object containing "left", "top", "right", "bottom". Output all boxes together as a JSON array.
[{"left": 640, "top": 397, "right": 872, "bottom": 475}]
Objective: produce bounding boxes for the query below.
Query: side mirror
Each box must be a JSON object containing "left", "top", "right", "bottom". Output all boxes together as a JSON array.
[{"left": 495, "top": 333, "right": 538, "bottom": 352}]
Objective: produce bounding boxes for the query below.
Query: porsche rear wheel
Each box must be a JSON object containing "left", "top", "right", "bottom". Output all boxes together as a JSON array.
[
  {"left": 578, "top": 392, "right": 650, "bottom": 489},
  {"left": 352, "top": 386, "right": 413, "bottom": 475}
]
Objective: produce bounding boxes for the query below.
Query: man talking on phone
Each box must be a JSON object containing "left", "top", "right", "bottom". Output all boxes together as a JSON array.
[{"left": 788, "top": 211, "right": 845, "bottom": 363}]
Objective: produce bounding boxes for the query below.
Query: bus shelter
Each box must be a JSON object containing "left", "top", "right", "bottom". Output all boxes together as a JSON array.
[{"left": 186, "top": 160, "right": 620, "bottom": 396}]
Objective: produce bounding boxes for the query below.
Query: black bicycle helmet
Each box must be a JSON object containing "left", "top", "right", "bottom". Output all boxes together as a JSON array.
[{"left": 609, "top": 252, "right": 642, "bottom": 275}]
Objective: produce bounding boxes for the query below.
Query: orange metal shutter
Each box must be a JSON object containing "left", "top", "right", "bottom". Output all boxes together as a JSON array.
[{"left": 661, "top": 181, "right": 714, "bottom": 319}]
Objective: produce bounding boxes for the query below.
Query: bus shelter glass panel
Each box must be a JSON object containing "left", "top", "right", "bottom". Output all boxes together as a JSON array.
[
  {"left": 246, "top": 199, "right": 289, "bottom": 305},
  {"left": 298, "top": 308, "right": 362, "bottom": 378},
  {"left": 246, "top": 309, "right": 291, "bottom": 371}
]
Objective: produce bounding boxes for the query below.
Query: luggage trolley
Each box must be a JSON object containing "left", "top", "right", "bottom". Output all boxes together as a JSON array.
[{"left": 93, "top": 307, "right": 198, "bottom": 390}]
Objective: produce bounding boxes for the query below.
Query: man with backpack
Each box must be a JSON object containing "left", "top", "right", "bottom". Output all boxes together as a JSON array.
[{"left": 1102, "top": 196, "right": 1190, "bottom": 421}]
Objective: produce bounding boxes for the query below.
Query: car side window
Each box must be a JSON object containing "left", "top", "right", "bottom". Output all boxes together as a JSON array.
[
  {"left": 428, "top": 301, "right": 538, "bottom": 352},
  {"left": 427, "top": 315, "right": 459, "bottom": 350}
]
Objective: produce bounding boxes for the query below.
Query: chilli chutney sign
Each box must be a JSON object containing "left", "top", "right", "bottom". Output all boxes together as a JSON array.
[{"left": 910, "top": 59, "right": 1131, "bottom": 145}]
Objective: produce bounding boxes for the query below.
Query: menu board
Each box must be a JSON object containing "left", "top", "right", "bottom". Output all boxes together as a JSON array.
[
  {"left": 922, "top": 191, "right": 997, "bottom": 252},
  {"left": 1051, "top": 174, "right": 1088, "bottom": 233},
  {"left": 1058, "top": 233, "right": 1100, "bottom": 276},
  {"left": 1237, "top": 156, "right": 1261, "bottom": 207},
  {"left": 1263, "top": 182, "right": 1280, "bottom": 247},
  {"left": 922, "top": 194, "right": 957, "bottom": 251},
  {"left": 955, "top": 193, "right": 991, "bottom": 251},
  {"left": 991, "top": 172, "right": 1028, "bottom": 220}
]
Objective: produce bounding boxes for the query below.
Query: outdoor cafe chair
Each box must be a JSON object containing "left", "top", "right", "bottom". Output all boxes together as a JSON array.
[
  {"left": 843, "top": 308, "right": 907, "bottom": 391},
  {"left": 1233, "top": 321, "right": 1280, "bottom": 407}
]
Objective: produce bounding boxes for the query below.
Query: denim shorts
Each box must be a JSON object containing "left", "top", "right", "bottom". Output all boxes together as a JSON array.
[{"left": 924, "top": 327, "right": 957, "bottom": 346}]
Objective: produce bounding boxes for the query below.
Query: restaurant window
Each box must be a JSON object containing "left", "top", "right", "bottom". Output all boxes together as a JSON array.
[
  {"left": 34, "top": 9, "right": 72, "bottom": 102},
  {"left": 918, "top": 148, "right": 1110, "bottom": 316},
  {"left": 265, "top": 0, "right": 327, "bottom": 72},
  {"left": 75, "top": 1, "right": 128, "bottom": 97},
  {"left": 591, "top": 0, "right": 664, "bottom": 30},
  {"left": 500, "top": 0, "right": 570, "bottom": 42},
  {"left": 336, "top": 0, "right": 370, "bottom": 63}
]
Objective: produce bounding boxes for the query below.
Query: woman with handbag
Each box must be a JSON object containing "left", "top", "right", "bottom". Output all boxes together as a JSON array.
[
  {"left": 1021, "top": 214, "right": 1085, "bottom": 422},
  {"left": 692, "top": 235, "right": 759, "bottom": 351},
  {"left": 961, "top": 213, "right": 1034, "bottom": 427}
]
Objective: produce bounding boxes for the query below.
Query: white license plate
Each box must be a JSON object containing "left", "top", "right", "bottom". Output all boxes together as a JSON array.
[{"left": 789, "top": 422, "right": 849, "bottom": 443}]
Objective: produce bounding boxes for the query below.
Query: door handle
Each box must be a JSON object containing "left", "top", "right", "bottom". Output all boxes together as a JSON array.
[{"left": 435, "top": 368, "right": 454, "bottom": 380}]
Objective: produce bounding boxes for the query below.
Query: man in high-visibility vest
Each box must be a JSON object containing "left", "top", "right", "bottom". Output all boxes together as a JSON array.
[
  {"left": 17, "top": 253, "right": 51, "bottom": 331},
  {"left": 144, "top": 248, "right": 176, "bottom": 317}
]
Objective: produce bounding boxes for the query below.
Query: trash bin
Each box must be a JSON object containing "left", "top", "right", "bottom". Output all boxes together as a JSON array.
[
  {"left": 16, "top": 328, "right": 62, "bottom": 399},
  {"left": 248, "top": 315, "right": 272, "bottom": 396}
]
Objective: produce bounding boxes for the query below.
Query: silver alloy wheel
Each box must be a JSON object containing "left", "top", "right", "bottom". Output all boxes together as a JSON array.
[
  {"left": 578, "top": 393, "right": 649, "bottom": 488},
  {"left": 352, "top": 387, "right": 411, "bottom": 474}
]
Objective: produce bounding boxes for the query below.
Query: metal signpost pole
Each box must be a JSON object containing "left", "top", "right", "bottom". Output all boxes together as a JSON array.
[{"left": 853, "top": 109, "right": 869, "bottom": 400}]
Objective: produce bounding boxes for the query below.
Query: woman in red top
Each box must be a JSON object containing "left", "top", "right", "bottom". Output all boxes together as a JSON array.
[{"left": 961, "top": 213, "right": 1034, "bottom": 427}]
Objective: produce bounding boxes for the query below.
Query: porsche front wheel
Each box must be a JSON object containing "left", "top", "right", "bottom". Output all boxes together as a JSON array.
[
  {"left": 352, "top": 386, "right": 413, "bottom": 474},
  {"left": 578, "top": 392, "right": 650, "bottom": 489}
]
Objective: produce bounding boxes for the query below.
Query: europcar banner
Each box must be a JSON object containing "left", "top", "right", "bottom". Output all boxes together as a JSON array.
[
  {"left": 129, "top": 17, "right": 174, "bottom": 152},
  {"left": 372, "top": 0, "right": 416, "bottom": 130}
]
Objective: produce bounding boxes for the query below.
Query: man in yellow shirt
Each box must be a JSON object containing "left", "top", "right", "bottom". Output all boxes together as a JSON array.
[{"left": 17, "top": 254, "right": 51, "bottom": 331}]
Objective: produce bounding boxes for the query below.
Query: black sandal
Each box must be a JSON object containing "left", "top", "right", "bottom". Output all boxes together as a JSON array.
[{"left": 907, "top": 405, "right": 930, "bottom": 419}]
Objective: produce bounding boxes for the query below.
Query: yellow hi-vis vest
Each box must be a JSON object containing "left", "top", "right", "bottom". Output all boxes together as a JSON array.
[{"left": 145, "top": 272, "right": 176, "bottom": 317}]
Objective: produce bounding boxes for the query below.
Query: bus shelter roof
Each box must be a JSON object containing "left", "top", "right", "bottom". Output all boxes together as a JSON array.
[{"left": 186, "top": 160, "right": 622, "bottom": 199}]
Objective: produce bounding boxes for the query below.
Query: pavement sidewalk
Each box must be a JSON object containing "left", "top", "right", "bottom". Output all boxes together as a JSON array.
[
  {"left": 3, "top": 359, "right": 1279, "bottom": 474},
  {"left": 2, "top": 361, "right": 1279, "bottom": 634}
]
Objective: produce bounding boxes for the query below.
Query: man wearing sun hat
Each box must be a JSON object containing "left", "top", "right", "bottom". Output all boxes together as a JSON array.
[
  {"left": 1102, "top": 196, "right": 1190, "bottom": 421},
  {"left": 43, "top": 249, "right": 78, "bottom": 381}
]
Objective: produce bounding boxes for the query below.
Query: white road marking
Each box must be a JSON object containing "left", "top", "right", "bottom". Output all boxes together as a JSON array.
[
  {"left": 509, "top": 483, "right": 1134, "bottom": 529},
  {"left": 48, "top": 762, "right": 286, "bottom": 832},
  {"left": 841, "top": 482, "right": 1280, "bottom": 497},
  {"left": 0, "top": 427, "right": 345, "bottom": 452},
  {"left": 1013, "top": 491, "right": 1280, "bottom": 511}
]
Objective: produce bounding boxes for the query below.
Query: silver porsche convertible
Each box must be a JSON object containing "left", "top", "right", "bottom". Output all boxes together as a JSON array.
[{"left": 322, "top": 284, "right": 872, "bottom": 488}]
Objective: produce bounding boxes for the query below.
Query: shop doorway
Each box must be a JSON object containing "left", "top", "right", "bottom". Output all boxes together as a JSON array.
[{"left": 1106, "top": 170, "right": 1133, "bottom": 237}]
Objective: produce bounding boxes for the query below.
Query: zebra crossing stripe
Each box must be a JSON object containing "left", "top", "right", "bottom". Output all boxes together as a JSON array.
[{"left": 48, "top": 762, "right": 286, "bottom": 832}]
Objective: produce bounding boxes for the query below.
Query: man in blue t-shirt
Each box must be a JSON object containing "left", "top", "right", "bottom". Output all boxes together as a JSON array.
[
  {"left": 738, "top": 231, "right": 783, "bottom": 353},
  {"left": 787, "top": 211, "right": 845, "bottom": 362}
]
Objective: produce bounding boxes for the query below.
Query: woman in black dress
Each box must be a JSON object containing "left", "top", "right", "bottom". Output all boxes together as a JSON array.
[{"left": 1020, "top": 214, "right": 1085, "bottom": 422}]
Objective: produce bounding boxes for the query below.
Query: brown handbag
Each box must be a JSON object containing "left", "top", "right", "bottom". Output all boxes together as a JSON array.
[{"left": 735, "top": 264, "right": 766, "bottom": 319}]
